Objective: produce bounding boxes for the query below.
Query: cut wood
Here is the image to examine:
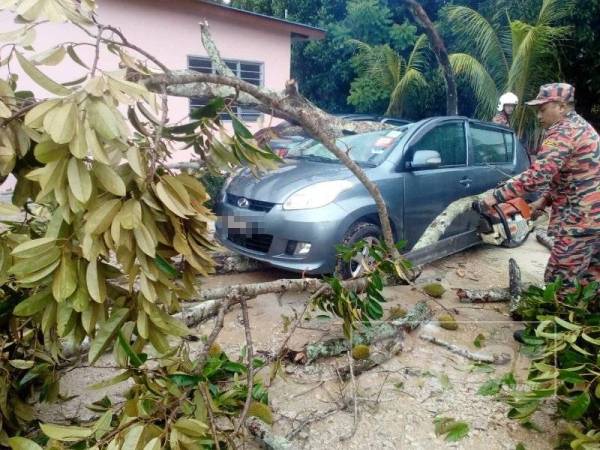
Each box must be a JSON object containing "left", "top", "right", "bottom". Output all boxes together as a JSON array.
[
  {"left": 420, "top": 334, "right": 511, "bottom": 364},
  {"left": 455, "top": 287, "right": 512, "bottom": 303},
  {"left": 535, "top": 228, "right": 554, "bottom": 250}
]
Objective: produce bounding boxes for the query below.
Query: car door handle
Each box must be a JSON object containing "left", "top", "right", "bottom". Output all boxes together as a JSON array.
[{"left": 458, "top": 177, "right": 472, "bottom": 185}]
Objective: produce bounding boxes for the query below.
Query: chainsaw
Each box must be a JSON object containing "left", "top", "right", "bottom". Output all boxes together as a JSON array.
[
  {"left": 402, "top": 198, "right": 535, "bottom": 266},
  {"left": 473, "top": 197, "right": 534, "bottom": 247}
]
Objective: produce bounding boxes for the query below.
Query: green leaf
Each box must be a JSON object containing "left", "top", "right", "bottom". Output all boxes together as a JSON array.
[
  {"left": 40, "top": 423, "right": 93, "bottom": 442},
  {"left": 501, "top": 372, "right": 517, "bottom": 390},
  {"left": 13, "top": 289, "right": 53, "bottom": 316},
  {"left": 117, "top": 331, "right": 146, "bottom": 368},
  {"left": 9, "top": 359, "right": 35, "bottom": 369},
  {"left": 154, "top": 254, "right": 179, "bottom": 278},
  {"left": 67, "top": 157, "right": 92, "bottom": 203},
  {"left": 16, "top": 51, "right": 71, "bottom": 96},
  {"left": 554, "top": 316, "right": 581, "bottom": 331},
  {"left": 433, "top": 417, "right": 469, "bottom": 442},
  {"left": 168, "top": 373, "right": 202, "bottom": 388},
  {"left": 190, "top": 97, "right": 225, "bottom": 119},
  {"left": 445, "top": 421, "right": 469, "bottom": 442},
  {"left": 564, "top": 392, "right": 590, "bottom": 420},
  {"left": 88, "top": 308, "right": 130, "bottom": 364},
  {"left": 88, "top": 371, "right": 132, "bottom": 389},
  {"left": 88, "top": 100, "right": 121, "bottom": 140},
  {"left": 516, "top": 443, "right": 526, "bottom": 450},
  {"left": 477, "top": 379, "right": 502, "bottom": 396},
  {"left": 7, "top": 437, "right": 43, "bottom": 450},
  {"left": 230, "top": 112, "right": 253, "bottom": 139}
]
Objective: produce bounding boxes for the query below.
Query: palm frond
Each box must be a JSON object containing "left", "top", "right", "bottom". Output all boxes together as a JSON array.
[
  {"left": 449, "top": 53, "right": 498, "bottom": 119},
  {"left": 443, "top": 5, "right": 509, "bottom": 85},
  {"left": 386, "top": 68, "right": 427, "bottom": 116},
  {"left": 406, "top": 34, "right": 430, "bottom": 73},
  {"left": 537, "top": 0, "right": 573, "bottom": 26}
]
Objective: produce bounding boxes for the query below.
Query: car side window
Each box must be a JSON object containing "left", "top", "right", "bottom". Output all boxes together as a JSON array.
[
  {"left": 411, "top": 122, "right": 467, "bottom": 167},
  {"left": 471, "top": 125, "right": 515, "bottom": 164}
]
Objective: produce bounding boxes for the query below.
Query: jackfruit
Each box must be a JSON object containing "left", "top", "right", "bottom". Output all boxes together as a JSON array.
[
  {"left": 438, "top": 313, "right": 458, "bottom": 330},
  {"left": 351, "top": 344, "right": 370, "bottom": 360},
  {"left": 423, "top": 283, "right": 446, "bottom": 298}
]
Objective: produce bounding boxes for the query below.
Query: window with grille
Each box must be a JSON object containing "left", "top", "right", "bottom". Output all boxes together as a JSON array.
[{"left": 188, "top": 56, "right": 263, "bottom": 121}]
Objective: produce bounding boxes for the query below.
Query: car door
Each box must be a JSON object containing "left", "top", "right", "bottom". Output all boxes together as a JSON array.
[{"left": 402, "top": 120, "right": 474, "bottom": 246}]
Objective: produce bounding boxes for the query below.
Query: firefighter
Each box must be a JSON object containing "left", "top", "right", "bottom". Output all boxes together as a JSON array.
[
  {"left": 492, "top": 92, "right": 519, "bottom": 127},
  {"left": 484, "top": 83, "right": 600, "bottom": 298}
]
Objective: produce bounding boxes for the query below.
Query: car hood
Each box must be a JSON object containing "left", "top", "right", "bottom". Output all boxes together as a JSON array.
[{"left": 227, "top": 160, "right": 353, "bottom": 204}]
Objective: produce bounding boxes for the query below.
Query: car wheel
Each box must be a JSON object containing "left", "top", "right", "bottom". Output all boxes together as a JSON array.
[{"left": 336, "top": 222, "right": 381, "bottom": 279}]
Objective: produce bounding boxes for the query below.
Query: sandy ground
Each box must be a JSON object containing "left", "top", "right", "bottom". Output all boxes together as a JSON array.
[{"left": 38, "top": 235, "right": 560, "bottom": 449}]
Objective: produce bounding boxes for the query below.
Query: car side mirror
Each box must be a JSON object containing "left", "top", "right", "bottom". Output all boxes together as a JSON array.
[{"left": 408, "top": 150, "right": 442, "bottom": 170}]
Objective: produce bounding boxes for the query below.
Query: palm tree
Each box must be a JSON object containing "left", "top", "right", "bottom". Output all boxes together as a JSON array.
[
  {"left": 349, "top": 34, "right": 430, "bottom": 116},
  {"left": 444, "top": 0, "right": 573, "bottom": 135},
  {"left": 350, "top": 0, "right": 572, "bottom": 138}
]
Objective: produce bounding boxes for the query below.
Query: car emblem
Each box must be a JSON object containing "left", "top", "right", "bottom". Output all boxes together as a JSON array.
[{"left": 237, "top": 197, "right": 250, "bottom": 208}]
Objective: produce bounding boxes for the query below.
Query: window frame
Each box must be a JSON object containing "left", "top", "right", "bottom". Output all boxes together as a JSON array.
[
  {"left": 187, "top": 55, "right": 264, "bottom": 121},
  {"left": 467, "top": 122, "right": 516, "bottom": 166}
]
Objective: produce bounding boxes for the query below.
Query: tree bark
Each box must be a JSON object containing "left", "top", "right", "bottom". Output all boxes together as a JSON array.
[{"left": 402, "top": 0, "right": 458, "bottom": 115}]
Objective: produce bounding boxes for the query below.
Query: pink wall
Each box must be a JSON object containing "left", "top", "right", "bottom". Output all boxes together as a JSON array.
[{"left": 0, "top": 0, "right": 293, "bottom": 167}]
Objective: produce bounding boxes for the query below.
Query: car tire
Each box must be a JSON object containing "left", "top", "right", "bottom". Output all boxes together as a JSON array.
[{"left": 336, "top": 222, "right": 381, "bottom": 279}]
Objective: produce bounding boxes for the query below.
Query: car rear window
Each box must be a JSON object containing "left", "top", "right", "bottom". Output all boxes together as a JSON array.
[
  {"left": 471, "top": 126, "right": 514, "bottom": 164},
  {"left": 286, "top": 129, "right": 406, "bottom": 166}
]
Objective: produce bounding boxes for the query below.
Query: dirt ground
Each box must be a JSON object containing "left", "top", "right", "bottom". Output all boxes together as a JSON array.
[{"left": 39, "top": 234, "right": 562, "bottom": 449}]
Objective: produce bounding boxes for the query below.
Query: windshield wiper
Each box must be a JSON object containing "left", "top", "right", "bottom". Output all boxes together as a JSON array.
[{"left": 293, "top": 155, "right": 338, "bottom": 163}]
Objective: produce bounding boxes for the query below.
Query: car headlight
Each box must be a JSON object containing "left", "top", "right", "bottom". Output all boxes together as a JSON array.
[{"left": 283, "top": 180, "right": 353, "bottom": 210}]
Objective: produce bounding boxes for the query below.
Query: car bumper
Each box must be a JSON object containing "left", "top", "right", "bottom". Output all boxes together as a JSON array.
[{"left": 215, "top": 198, "right": 348, "bottom": 274}]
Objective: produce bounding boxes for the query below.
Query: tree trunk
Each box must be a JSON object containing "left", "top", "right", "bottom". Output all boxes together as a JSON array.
[{"left": 402, "top": 0, "right": 458, "bottom": 115}]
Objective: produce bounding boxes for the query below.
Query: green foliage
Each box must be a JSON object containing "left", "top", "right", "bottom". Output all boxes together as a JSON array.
[
  {"left": 313, "top": 239, "right": 411, "bottom": 339},
  {"left": 504, "top": 280, "right": 600, "bottom": 449},
  {"left": 443, "top": 0, "right": 573, "bottom": 132},
  {"left": 433, "top": 416, "right": 470, "bottom": 442},
  {"left": 477, "top": 372, "right": 516, "bottom": 396},
  {"left": 0, "top": 0, "right": 281, "bottom": 445}
]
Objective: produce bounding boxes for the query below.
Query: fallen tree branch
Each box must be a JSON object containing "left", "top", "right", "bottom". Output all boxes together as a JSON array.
[
  {"left": 235, "top": 297, "right": 255, "bottom": 433},
  {"left": 246, "top": 417, "right": 296, "bottom": 450},
  {"left": 412, "top": 191, "right": 489, "bottom": 251},
  {"left": 177, "top": 278, "right": 370, "bottom": 328},
  {"left": 455, "top": 287, "right": 512, "bottom": 303},
  {"left": 420, "top": 334, "right": 511, "bottom": 364},
  {"left": 508, "top": 258, "right": 522, "bottom": 316},
  {"left": 286, "top": 301, "right": 431, "bottom": 364}
]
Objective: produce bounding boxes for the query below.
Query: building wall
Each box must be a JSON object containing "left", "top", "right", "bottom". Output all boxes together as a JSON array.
[{"left": 0, "top": 0, "right": 292, "bottom": 167}]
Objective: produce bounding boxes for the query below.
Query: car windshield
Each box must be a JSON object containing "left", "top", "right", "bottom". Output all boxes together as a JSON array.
[{"left": 285, "top": 128, "right": 406, "bottom": 167}]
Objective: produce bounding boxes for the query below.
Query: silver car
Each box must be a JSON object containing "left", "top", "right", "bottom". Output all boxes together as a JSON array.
[{"left": 215, "top": 116, "right": 530, "bottom": 277}]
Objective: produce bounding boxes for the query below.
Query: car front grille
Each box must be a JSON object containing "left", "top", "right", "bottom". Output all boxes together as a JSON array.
[
  {"left": 226, "top": 194, "right": 275, "bottom": 213},
  {"left": 227, "top": 232, "right": 273, "bottom": 253}
]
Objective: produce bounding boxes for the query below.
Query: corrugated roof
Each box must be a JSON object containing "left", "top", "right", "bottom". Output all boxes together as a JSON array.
[{"left": 198, "top": 0, "right": 326, "bottom": 40}]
